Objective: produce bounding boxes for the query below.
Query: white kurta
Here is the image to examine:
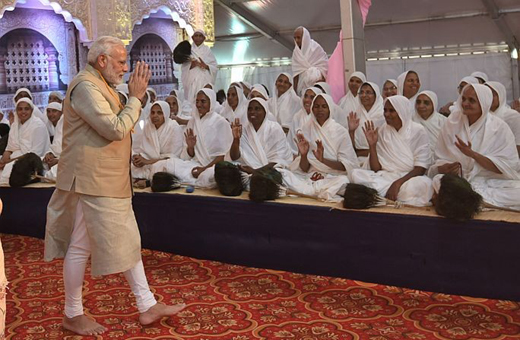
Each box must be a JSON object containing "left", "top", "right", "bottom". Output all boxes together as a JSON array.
[
  {"left": 292, "top": 27, "right": 328, "bottom": 95},
  {"left": 352, "top": 95, "right": 433, "bottom": 206},
  {"left": 430, "top": 84, "right": 520, "bottom": 211},
  {"left": 0, "top": 113, "right": 50, "bottom": 184},
  {"left": 282, "top": 94, "right": 358, "bottom": 202},
  {"left": 181, "top": 42, "right": 218, "bottom": 102},
  {"left": 412, "top": 90, "right": 447, "bottom": 152}
]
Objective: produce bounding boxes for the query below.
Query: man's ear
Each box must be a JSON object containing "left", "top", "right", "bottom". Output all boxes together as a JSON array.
[{"left": 97, "top": 55, "right": 108, "bottom": 69}]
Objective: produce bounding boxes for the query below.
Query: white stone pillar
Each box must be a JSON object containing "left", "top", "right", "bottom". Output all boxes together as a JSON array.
[
  {"left": 45, "top": 46, "right": 59, "bottom": 90},
  {"left": 340, "top": 0, "right": 366, "bottom": 89}
]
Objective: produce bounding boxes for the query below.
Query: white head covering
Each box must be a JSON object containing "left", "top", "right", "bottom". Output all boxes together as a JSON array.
[
  {"left": 459, "top": 76, "right": 479, "bottom": 87},
  {"left": 349, "top": 72, "right": 367, "bottom": 85},
  {"left": 386, "top": 95, "right": 413, "bottom": 136},
  {"left": 195, "top": 88, "right": 217, "bottom": 117},
  {"left": 14, "top": 98, "right": 34, "bottom": 123},
  {"left": 269, "top": 72, "right": 302, "bottom": 128},
  {"left": 193, "top": 29, "right": 207, "bottom": 37},
  {"left": 150, "top": 101, "right": 170, "bottom": 123},
  {"left": 470, "top": 71, "right": 488, "bottom": 82},
  {"left": 14, "top": 88, "right": 33, "bottom": 102},
  {"left": 315, "top": 81, "right": 332, "bottom": 96},
  {"left": 397, "top": 70, "right": 420, "bottom": 97},
  {"left": 357, "top": 82, "right": 384, "bottom": 120},
  {"left": 46, "top": 102, "right": 62, "bottom": 112},
  {"left": 382, "top": 79, "right": 398, "bottom": 97},
  {"left": 412, "top": 90, "right": 447, "bottom": 148},
  {"left": 250, "top": 84, "right": 269, "bottom": 100},
  {"left": 48, "top": 91, "right": 64, "bottom": 101},
  {"left": 486, "top": 81, "right": 520, "bottom": 145},
  {"left": 220, "top": 85, "right": 247, "bottom": 122}
]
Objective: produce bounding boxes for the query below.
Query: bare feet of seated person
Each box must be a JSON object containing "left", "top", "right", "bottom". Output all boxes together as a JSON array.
[
  {"left": 63, "top": 314, "right": 107, "bottom": 336},
  {"left": 139, "top": 302, "right": 186, "bottom": 326}
]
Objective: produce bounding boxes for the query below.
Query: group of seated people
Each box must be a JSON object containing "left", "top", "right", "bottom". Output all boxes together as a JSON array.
[{"left": 1, "top": 66, "right": 520, "bottom": 220}]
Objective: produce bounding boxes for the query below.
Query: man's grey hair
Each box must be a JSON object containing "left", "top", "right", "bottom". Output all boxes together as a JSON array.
[{"left": 87, "top": 36, "right": 125, "bottom": 65}]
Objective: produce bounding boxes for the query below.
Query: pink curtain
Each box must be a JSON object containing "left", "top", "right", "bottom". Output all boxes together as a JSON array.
[{"left": 326, "top": 0, "right": 371, "bottom": 103}]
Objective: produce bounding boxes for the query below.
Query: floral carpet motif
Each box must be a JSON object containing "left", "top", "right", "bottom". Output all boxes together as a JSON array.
[{"left": 2, "top": 234, "right": 520, "bottom": 340}]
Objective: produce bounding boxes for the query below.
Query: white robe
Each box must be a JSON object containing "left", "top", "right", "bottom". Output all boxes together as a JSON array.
[
  {"left": 268, "top": 73, "right": 302, "bottom": 129},
  {"left": 397, "top": 71, "right": 421, "bottom": 111},
  {"left": 292, "top": 27, "right": 328, "bottom": 95},
  {"left": 412, "top": 90, "right": 447, "bottom": 152},
  {"left": 219, "top": 86, "right": 248, "bottom": 123},
  {"left": 43, "top": 116, "right": 64, "bottom": 180},
  {"left": 352, "top": 95, "right": 433, "bottom": 206},
  {"left": 181, "top": 43, "right": 218, "bottom": 102},
  {"left": 0, "top": 114, "right": 50, "bottom": 184},
  {"left": 430, "top": 84, "right": 520, "bottom": 211},
  {"left": 282, "top": 94, "right": 358, "bottom": 202},
  {"left": 337, "top": 72, "right": 367, "bottom": 128},
  {"left": 487, "top": 81, "right": 520, "bottom": 147}
]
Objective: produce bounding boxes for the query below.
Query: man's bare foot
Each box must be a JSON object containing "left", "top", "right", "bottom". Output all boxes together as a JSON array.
[
  {"left": 63, "top": 315, "right": 107, "bottom": 335},
  {"left": 139, "top": 303, "right": 186, "bottom": 326}
]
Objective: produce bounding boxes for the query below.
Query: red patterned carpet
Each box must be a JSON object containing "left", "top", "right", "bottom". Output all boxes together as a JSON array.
[{"left": 2, "top": 233, "right": 520, "bottom": 340}]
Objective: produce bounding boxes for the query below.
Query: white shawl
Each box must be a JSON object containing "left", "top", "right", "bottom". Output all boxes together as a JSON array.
[
  {"left": 181, "top": 89, "right": 233, "bottom": 166},
  {"left": 137, "top": 101, "right": 183, "bottom": 160},
  {"left": 44, "top": 102, "right": 63, "bottom": 137},
  {"left": 219, "top": 85, "right": 248, "bottom": 122},
  {"left": 287, "top": 87, "right": 323, "bottom": 155},
  {"left": 486, "top": 81, "right": 520, "bottom": 146},
  {"left": 48, "top": 115, "right": 63, "bottom": 157},
  {"left": 6, "top": 98, "right": 50, "bottom": 157},
  {"left": 290, "top": 94, "right": 358, "bottom": 175},
  {"left": 236, "top": 98, "right": 292, "bottom": 169},
  {"left": 181, "top": 42, "right": 218, "bottom": 101},
  {"left": 13, "top": 88, "right": 46, "bottom": 123},
  {"left": 250, "top": 84, "right": 269, "bottom": 100},
  {"left": 412, "top": 90, "right": 447, "bottom": 151},
  {"left": 367, "top": 95, "right": 431, "bottom": 173},
  {"left": 352, "top": 82, "right": 385, "bottom": 150},
  {"left": 397, "top": 71, "right": 421, "bottom": 109},
  {"left": 434, "top": 84, "right": 520, "bottom": 181},
  {"left": 268, "top": 72, "right": 302, "bottom": 129},
  {"left": 337, "top": 72, "right": 367, "bottom": 127},
  {"left": 292, "top": 26, "right": 329, "bottom": 95}
]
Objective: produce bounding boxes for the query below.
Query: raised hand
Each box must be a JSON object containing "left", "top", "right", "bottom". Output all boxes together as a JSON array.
[
  {"left": 231, "top": 118, "right": 242, "bottom": 140},
  {"left": 184, "top": 128, "right": 197, "bottom": 149},
  {"left": 511, "top": 99, "right": 520, "bottom": 113},
  {"left": 198, "top": 58, "right": 208, "bottom": 70},
  {"left": 294, "top": 133, "right": 309, "bottom": 156},
  {"left": 347, "top": 112, "right": 360, "bottom": 132},
  {"left": 128, "top": 61, "right": 151, "bottom": 103},
  {"left": 312, "top": 139, "right": 325, "bottom": 162},
  {"left": 454, "top": 135, "right": 474, "bottom": 158},
  {"left": 362, "top": 120, "right": 378, "bottom": 147}
]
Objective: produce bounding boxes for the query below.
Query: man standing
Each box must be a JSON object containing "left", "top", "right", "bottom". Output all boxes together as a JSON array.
[
  {"left": 181, "top": 29, "right": 218, "bottom": 103},
  {"left": 44, "top": 36, "right": 184, "bottom": 336}
]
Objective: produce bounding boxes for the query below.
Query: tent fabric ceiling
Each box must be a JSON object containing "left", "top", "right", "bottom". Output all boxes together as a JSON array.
[{"left": 213, "top": 0, "right": 520, "bottom": 65}]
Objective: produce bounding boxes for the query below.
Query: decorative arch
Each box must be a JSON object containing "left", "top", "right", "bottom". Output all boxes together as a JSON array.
[
  {"left": 0, "top": 0, "right": 91, "bottom": 42},
  {"left": 131, "top": 4, "right": 195, "bottom": 38},
  {"left": 130, "top": 33, "right": 174, "bottom": 85},
  {"left": 129, "top": 16, "right": 178, "bottom": 54}
]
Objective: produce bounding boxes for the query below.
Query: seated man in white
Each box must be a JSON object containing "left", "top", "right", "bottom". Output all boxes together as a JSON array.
[
  {"left": 43, "top": 102, "right": 64, "bottom": 180},
  {"left": 131, "top": 101, "right": 183, "bottom": 181},
  {"left": 228, "top": 98, "right": 293, "bottom": 182},
  {"left": 0, "top": 98, "right": 50, "bottom": 184},
  {"left": 281, "top": 93, "right": 358, "bottom": 202},
  {"left": 429, "top": 84, "right": 520, "bottom": 211},
  {"left": 351, "top": 95, "right": 433, "bottom": 206},
  {"left": 153, "top": 89, "right": 233, "bottom": 188}
]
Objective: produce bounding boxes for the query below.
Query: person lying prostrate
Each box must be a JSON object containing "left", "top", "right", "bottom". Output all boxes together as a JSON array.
[
  {"left": 280, "top": 93, "right": 358, "bottom": 202},
  {"left": 268, "top": 73, "right": 301, "bottom": 132},
  {"left": 287, "top": 87, "right": 322, "bottom": 156},
  {"left": 338, "top": 72, "right": 366, "bottom": 122},
  {"left": 397, "top": 70, "right": 421, "bottom": 110},
  {"left": 351, "top": 95, "right": 433, "bottom": 206},
  {"left": 220, "top": 85, "right": 247, "bottom": 122},
  {"left": 0, "top": 98, "right": 50, "bottom": 184},
  {"left": 131, "top": 101, "right": 183, "bottom": 181},
  {"left": 486, "top": 81, "right": 520, "bottom": 155},
  {"left": 292, "top": 26, "right": 328, "bottom": 95},
  {"left": 412, "top": 90, "right": 447, "bottom": 152},
  {"left": 45, "top": 102, "right": 63, "bottom": 142},
  {"left": 346, "top": 82, "right": 385, "bottom": 163},
  {"left": 43, "top": 107, "right": 64, "bottom": 181},
  {"left": 228, "top": 98, "right": 292, "bottom": 178},
  {"left": 12, "top": 88, "right": 46, "bottom": 123},
  {"left": 439, "top": 76, "right": 479, "bottom": 116},
  {"left": 382, "top": 79, "right": 398, "bottom": 99},
  {"left": 429, "top": 84, "right": 520, "bottom": 211},
  {"left": 471, "top": 71, "right": 488, "bottom": 84}
]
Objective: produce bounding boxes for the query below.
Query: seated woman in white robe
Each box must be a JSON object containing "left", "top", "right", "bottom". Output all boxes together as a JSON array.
[
  {"left": 12, "top": 88, "right": 46, "bottom": 123},
  {"left": 281, "top": 94, "right": 358, "bottom": 202},
  {"left": 292, "top": 26, "right": 328, "bottom": 95},
  {"left": 154, "top": 89, "right": 233, "bottom": 188},
  {"left": 228, "top": 98, "right": 292, "bottom": 179},
  {"left": 166, "top": 94, "right": 191, "bottom": 128},
  {"left": 439, "top": 76, "right": 479, "bottom": 116},
  {"left": 131, "top": 101, "right": 183, "bottom": 181},
  {"left": 287, "top": 86, "right": 322, "bottom": 156},
  {"left": 220, "top": 85, "right": 247, "bottom": 122},
  {"left": 382, "top": 79, "right": 398, "bottom": 99},
  {"left": 268, "top": 73, "right": 301, "bottom": 132},
  {"left": 346, "top": 82, "right": 385, "bottom": 164},
  {"left": 397, "top": 70, "right": 421, "bottom": 110},
  {"left": 351, "top": 95, "right": 433, "bottom": 206},
  {"left": 42, "top": 103, "right": 64, "bottom": 181},
  {"left": 0, "top": 98, "right": 50, "bottom": 184},
  {"left": 412, "top": 90, "right": 447, "bottom": 152},
  {"left": 337, "top": 72, "right": 366, "bottom": 126},
  {"left": 44, "top": 102, "right": 63, "bottom": 142},
  {"left": 429, "top": 84, "right": 520, "bottom": 211},
  {"left": 486, "top": 81, "right": 520, "bottom": 155}
]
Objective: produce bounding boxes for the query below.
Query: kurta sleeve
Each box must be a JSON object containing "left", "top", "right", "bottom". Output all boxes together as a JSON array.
[{"left": 71, "top": 82, "right": 141, "bottom": 141}]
